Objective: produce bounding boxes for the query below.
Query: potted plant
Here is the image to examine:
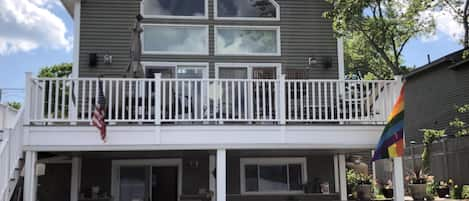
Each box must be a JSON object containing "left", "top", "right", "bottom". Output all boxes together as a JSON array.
[
  {"left": 356, "top": 173, "right": 372, "bottom": 201},
  {"left": 407, "top": 167, "right": 428, "bottom": 201},
  {"left": 346, "top": 169, "right": 359, "bottom": 200},
  {"left": 436, "top": 180, "right": 450, "bottom": 198},
  {"left": 381, "top": 180, "right": 394, "bottom": 199},
  {"left": 462, "top": 185, "right": 469, "bottom": 199},
  {"left": 450, "top": 184, "right": 462, "bottom": 199}
]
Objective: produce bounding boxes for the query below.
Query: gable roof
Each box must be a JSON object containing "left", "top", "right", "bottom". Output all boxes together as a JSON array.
[{"left": 405, "top": 48, "right": 468, "bottom": 80}]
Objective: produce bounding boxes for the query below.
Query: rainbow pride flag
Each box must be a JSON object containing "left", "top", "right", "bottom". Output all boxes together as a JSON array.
[{"left": 372, "top": 85, "right": 405, "bottom": 161}]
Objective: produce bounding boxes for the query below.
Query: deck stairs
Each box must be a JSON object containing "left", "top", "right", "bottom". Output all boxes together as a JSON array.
[{"left": 0, "top": 105, "right": 25, "bottom": 201}]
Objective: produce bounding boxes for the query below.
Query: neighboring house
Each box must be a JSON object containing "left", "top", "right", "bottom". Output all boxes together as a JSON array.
[
  {"left": 0, "top": 1, "right": 404, "bottom": 201},
  {"left": 404, "top": 49, "right": 469, "bottom": 183}
]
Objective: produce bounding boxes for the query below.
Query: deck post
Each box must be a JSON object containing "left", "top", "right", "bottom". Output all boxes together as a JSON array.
[
  {"left": 70, "top": 157, "right": 82, "bottom": 201},
  {"left": 278, "top": 74, "right": 286, "bottom": 124},
  {"left": 338, "top": 154, "right": 347, "bottom": 201},
  {"left": 393, "top": 157, "right": 405, "bottom": 201},
  {"left": 23, "top": 72, "right": 32, "bottom": 125},
  {"left": 154, "top": 73, "right": 161, "bottom": 125},
  {"left": 216, "top": 149, "right": 226, "bottom": 201},
  {"left": 23, "top": 151, "right": 37, "bottom": 201},
  {"left": 333, "top": 154, "right": 340, "bottom": 193}
]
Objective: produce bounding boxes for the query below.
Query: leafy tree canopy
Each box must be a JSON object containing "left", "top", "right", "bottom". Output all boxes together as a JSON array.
[
  {"left": 7, "top": 101, "right": 21, "bottom": 110},
  {"left": 38, "top": 63, "right": 72, "bottom": 78},
  {"left": 344, "top": 33, "right": 414, "bottom": 80},
  {"left": 324, "top": 0, "right": 435, "bottom": 76}
]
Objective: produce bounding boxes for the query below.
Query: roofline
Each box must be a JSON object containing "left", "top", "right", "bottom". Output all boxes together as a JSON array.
[
  {"left": 404, "top": 48, "right": 467, "bottom": 80},
  {"left": 60, "top": 0, "right": 75, "bottom": 18}
]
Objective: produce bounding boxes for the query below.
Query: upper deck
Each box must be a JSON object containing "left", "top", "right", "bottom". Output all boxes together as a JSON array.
[{"left": 25, "top": 76, "right": 400, "bottom": 126}]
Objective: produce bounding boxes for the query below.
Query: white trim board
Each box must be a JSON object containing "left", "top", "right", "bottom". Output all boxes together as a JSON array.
[
  {"left": 214, "top": 25, "right": 281, "bottom": 56},
  {"left": 239, "top": 157, "right": 307, "bottom": 195},
  {"left": 24, "top": 125, "right": 384, "bottom": 151},
  {"left": 140, "top": 0, "right": 209, "bottom": 20},
  {"left": 214, "top": 0, "right": 280, "bottom": 21},
  {"left": 111, "top": 159, "right": 183, "bottom": 201},
  {"left": 141, "top": 24, "right": 209, "bottom": 55},
  {"left": 71, "top": 0, "right": 80, "bottom": 78}
]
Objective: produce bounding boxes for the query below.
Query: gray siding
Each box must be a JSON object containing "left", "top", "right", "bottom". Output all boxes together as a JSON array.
[
  {"left": 76, "top": 150, "right": 338, "bottom": 201},
  {"left": 404, "top": 63, "right": 469, "bottom": 143},
  {"left": 79, "top": 0, "right": 338, "bottom": 79}
]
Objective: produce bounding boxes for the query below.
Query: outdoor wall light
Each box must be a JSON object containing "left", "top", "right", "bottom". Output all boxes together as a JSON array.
[
  {"left": 308, "top": 56, "right": 333, "bottom": 68},
  {"left": 103, "top": 53, "right": 112, "bottom": 65},
  {"left": 89, "top": 53, "right": 97, "bottom": 67}
]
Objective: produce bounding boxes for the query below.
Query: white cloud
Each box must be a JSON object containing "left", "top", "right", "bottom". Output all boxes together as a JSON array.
[
  {"left": 420, "top": 5, "right": 464, "bottom": 42},
  {"left": 0, "top": 0, "right": 72, "bottom": 55}
]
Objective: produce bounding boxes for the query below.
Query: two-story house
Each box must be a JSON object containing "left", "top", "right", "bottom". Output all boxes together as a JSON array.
[{"left": 0, "top": 1, "right": 404, "bottom": 201}]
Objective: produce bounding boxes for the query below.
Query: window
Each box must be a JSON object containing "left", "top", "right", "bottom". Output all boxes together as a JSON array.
[
  {"left": 240, "top": 158, "right": 307, "bottom": 194},
  {"left": 142, "top": 62, "right": 209, "bottom": 78},
  {"left": 215, "top": 0, "right": 280, "bottom": 20},
  {"left": 215, "top": 63, "right": 281, "bottom": 79},
  {"left": 142, "top": 25, "right": 208, "bottom": 55},
  {"left": 142, "top": 0, "right": 208, "bottom": 18},
  {"left": 215, "top": 26, "right": 280, "bottom": 56}
]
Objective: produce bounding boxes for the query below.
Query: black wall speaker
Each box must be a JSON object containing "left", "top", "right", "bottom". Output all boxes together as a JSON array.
[{"left": 89, "top": 53, "right": 97, "bottom": 67}]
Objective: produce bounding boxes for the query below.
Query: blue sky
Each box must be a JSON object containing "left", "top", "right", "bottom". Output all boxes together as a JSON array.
[{"left": 0, "top": 0, "right": 464, "bottom": 102}]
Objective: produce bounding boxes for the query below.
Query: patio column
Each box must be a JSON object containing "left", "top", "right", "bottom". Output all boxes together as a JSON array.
[
  {"left": 338, "top": 154, "right": 347, "bottom": 201},
  {"left": 216, "top": 149, "right": 226, "bottom": 201},
  {"left": 23, "top": 151, "right": 37, "bottom": 201},
  {"left": 70, "top": 157, "right": 82, "bottom": 201},
  {"left": 393, "top": 157, "right": 405, "bottom": 201},
  {"left": 333, "top": 154, "right": 340, "bottom": 193}
]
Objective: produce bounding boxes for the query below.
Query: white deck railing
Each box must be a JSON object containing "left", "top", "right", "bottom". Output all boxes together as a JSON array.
[
  {"left": 0, "top": 107, "right": 23, "bottom": 201},
  {"left": 25, "top": 75, "right": 401, "bottom": 125}
]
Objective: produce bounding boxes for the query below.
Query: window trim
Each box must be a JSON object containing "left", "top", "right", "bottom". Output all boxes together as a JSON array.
[
  {"left": 142, "top": 61, "right": 209, "bottom": 78},
  {"left": 215, "top": 63, "right": 282, "bottom": 79},
  {"left": 141, "top": 24, "right": 209, "bottom": 55},
  {"left": 214, "top": 25, "right": 281, "bottom": 56},
  {"left": 214, "top": 0, "right": 280, "bottom": 21},
  {"left": 140, "top": 0, "right": 209, "bottom": 19},
  {"left": 240, "top": 157, "right": 308, "bottom": 195}
]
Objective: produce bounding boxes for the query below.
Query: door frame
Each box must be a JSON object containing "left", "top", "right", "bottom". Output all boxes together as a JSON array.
[
  {"left": 111, "top": 159, "right": 183, "bottom": 201},
  {"left": 141, "top": 62, "right": 209, "bottom": 78},
  {"left": 214, "top": 63, "right": 282, "bottom": 79}
]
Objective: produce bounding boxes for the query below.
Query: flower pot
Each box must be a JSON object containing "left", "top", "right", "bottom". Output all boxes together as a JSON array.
[
  {"left": 409, "top": 184, "right": 427, "bottom": 201},
  {"left": 356, "top": 184, "right": 372, "bottom": 201},
  {"left": 436, "top": 187, "right": 449, "bottom": 198},
  {"left": 382, "top": 188, "right": 394, "bottom": 198}
]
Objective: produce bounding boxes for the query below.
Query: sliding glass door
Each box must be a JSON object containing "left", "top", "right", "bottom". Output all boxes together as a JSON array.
[{"left": 118, "top": 166, "right": 179, "bottom": 201}]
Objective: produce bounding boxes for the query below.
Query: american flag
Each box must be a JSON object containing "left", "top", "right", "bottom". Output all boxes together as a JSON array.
[{"left": 92, "top": 80, "right": 106, "bottom": 142}]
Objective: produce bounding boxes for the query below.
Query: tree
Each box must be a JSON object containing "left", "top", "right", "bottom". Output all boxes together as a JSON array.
[
  {"left": 37, "top": 63, "right": 73, "bottom": 118},
  {"left": 38, "top": 63, "right": 72, "bottom": 78},
  {"left": 437, "top": 0, "right": 469, "bottom": 47},
  {"left": 449, "top": 104, "right": 469, "bottom": 137},
  {"left": 324, "top": 0, "right": 435, "bottom": 75},
  {"left": 7, "top": 101, "right": 21, "bottom": 110},
  {"left": 344, "top": 33, "right": 393, "bottom": 80}
]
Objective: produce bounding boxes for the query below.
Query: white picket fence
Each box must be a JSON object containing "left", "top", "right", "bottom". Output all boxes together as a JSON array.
[
  {"left": 0, "top": 106, "right": 23, "bottom": 201},
  {"left": 26, "top": 75, "right": 401, "bottom": 125}
]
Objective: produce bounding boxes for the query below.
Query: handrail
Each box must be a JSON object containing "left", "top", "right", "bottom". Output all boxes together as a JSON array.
[
  {"left": 26, "top": 77, "right": 401, "bottom": 125},
  {"left": 0, "top": 108, "right": 24, "bottom": 201}
]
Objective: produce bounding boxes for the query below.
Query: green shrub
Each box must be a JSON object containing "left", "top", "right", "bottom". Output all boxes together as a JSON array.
[
  {"left": 462, "top": 185, "right": 469, "bottom": 199},
  {"left": 450, "top": 185, "right": 462, "bottom": 199}
]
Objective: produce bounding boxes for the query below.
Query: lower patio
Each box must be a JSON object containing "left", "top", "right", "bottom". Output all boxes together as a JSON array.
[{"left": 31, "top": 150, "right": 368, "bottom": 201}]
